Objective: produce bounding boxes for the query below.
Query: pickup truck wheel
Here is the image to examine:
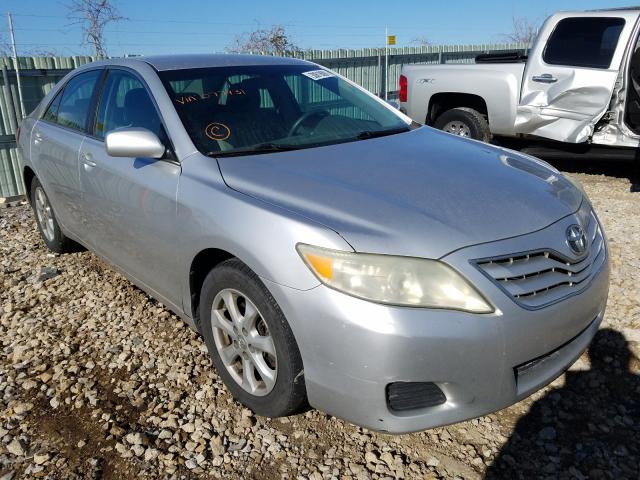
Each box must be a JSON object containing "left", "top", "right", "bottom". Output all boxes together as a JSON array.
[
  {"left": 434, "top": 107, "right": 491, "bottom": 142},
  {"left": 198, "top": 259, "right": 308, "bottom": 418},
  {"left": 29, "top": 177, "right": 77, "bottom": 253}
]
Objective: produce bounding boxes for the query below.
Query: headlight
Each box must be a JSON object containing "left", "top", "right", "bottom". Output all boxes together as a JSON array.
[
  {"left": 575, "top": 198, "right": 592, "bottom": 229},
  {"left": 296, "top": 244, "right": 493, "bottom": 313}
]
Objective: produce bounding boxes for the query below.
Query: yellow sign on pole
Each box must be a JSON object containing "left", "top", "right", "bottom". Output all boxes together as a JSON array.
[{"left": 387, "top": 35, "right": 396, "bottom": 45}]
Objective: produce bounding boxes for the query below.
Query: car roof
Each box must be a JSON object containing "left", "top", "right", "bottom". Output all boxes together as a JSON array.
[
  {"left": 586, "top": 6, "right": 640, "bottom": 12},
  {"left": 123, "top": 53, "right": 313, "bottom": 71}
]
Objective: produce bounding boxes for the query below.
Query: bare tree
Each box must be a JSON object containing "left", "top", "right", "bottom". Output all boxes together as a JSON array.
[
  {"left": 502, "top": 16, "right": 539, "bottom": 45},
  {"left": 411, "top": 36, "right": 431, "bottom": 46},
  {"left": 67, "top": 0, "right": 125, "bottom": 57},
  {"left": 0, "top": 33, "right": 13, "bottom": 57},
  {"left": 0, "top": 34, "right": 58, "bottom": 58},
  {"left": 227, "top": 24, "right": 300, "bottom": 55},
  {"left": 27, "top": 48, "right": 62, "bottom": 56}
]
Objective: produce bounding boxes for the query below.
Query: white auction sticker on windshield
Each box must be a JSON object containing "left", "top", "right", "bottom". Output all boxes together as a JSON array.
[{"left": 302, "top": 70, "right": 335, "bottom": 81}]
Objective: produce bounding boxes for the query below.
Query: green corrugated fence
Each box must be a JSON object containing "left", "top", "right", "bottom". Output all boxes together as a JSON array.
[{"left": 0, "top": 43, "right": 527, "bottom": 198}]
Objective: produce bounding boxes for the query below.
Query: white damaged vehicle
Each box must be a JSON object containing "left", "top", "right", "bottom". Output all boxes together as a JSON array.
[{"left": 400, "top": 8, "right": 640, "bottom": 151}]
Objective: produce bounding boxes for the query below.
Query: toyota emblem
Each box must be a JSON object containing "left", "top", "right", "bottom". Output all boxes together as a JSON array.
[{"left": 566, "top": 224, "right": 588, "bottom": 255}]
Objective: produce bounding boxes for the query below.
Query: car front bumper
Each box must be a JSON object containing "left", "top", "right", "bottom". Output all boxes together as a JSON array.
[{"left": 264, "top": 215, "right": 610, "bottom": 434}]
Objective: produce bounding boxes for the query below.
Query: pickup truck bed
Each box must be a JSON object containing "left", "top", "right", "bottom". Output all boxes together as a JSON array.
[{"left": 401, "top": 62, "right": 525, "bottom": 137}]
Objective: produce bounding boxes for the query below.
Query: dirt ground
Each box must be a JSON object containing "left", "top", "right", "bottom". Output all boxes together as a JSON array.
[{"left": 1, "top": 158, "right": 639, "bottom": 480}]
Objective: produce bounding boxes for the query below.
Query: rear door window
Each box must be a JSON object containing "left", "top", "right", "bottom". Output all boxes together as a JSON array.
[
  {"left": 543, "top": 17, "right": 625, "bottom": 69},
  {"left": 55, "top": 70, "right": 103, "bottom": 132}
]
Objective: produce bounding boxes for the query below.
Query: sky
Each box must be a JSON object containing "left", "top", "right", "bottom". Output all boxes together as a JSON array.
[{"left": 1, "top": 0, "right": 637, "bottom": 56}]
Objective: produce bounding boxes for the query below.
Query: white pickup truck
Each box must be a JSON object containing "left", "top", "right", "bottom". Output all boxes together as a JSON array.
[{"left": 400, "top": 8, "right": 640, "bottom": 152}]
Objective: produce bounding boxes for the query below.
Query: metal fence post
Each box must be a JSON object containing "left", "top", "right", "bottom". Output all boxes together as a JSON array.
[
  {"left": 1, "top": 65, "right": 18, "bottom": 134},
  {"left": 7, "top": 13, "right": 25, "bottom": 119},
  {"left": 377, "top": 52, "right": 383, "bottom": 97}
]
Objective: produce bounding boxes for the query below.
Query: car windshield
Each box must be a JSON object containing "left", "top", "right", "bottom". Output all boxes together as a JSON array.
[{"left": 159, "top": 64, "right": 410, "bottom": 156}]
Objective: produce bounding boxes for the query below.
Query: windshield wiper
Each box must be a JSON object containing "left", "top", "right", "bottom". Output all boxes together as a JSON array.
[
  {"left": 356, "top": 126, "right": 411, "bottom": 140},
  {"left": 205, "top": 142, "right": 301, "bottom": 158},
  {"left": 205, "top": 127, "right": 412, "bottom": 158}
]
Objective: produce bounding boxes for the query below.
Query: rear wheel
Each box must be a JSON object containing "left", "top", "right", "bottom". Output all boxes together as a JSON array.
[
  {"left": 434, "top": 107, "right": 491, "bottom": 142},
  {"left": 30, "top": 177, "right": 76, "bottom": 253},
  {"left": 198, "top": 259, "right": 307, "bottom": 417}
]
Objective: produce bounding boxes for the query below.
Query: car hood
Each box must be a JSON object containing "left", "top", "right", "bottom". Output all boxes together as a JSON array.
[{"left": 217, "top": 127, "right": 582, "bottom": 258}]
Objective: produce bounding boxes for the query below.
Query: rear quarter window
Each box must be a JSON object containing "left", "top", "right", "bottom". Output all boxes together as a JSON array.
[
  {"left": 543, "top": 17, "right": 625, "bottom": 69},
  {"left": 42, "top": 89, "right": 63, "bottom": 123}
]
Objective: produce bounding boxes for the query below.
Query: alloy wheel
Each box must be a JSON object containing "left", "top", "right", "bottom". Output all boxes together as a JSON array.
[
  {"left": 210, "top": 288, "right": 278, "bottom": 396},
  {"left": 34, "top": 186, "right": 55, "bottom": 242}
]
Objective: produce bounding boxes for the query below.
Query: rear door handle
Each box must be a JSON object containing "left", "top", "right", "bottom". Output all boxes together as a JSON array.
[
  {"left": 81, "top": 152, "right": 97, "bottom": 168},
  {"left": 532, "top": 73, "right": 558, "bottom": 84},
  {"left": 33, "top": 132, "right": 43, "bottom": 145}
]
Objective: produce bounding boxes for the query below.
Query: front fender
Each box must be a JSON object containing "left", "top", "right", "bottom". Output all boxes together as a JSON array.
[{"left": 177, "top": 154, "right": 353, "bottom": 317}]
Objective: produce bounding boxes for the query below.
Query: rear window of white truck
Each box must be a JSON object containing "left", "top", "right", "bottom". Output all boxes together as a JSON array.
[{"left": 543, "top": 17, "right": 625, "bottom": 69}]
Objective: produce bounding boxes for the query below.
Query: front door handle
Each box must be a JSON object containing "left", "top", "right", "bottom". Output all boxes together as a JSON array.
[
  {"left": 81, "top": 152, "right": 97, "bottom": 168},
  {"left": 532, "top": 73, "right": 558, "bottom": 84}
]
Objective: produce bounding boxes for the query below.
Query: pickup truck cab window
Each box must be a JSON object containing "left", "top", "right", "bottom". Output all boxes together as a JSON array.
[
  {"left": 543, "top": 17, "right": 625, "bottom": 69},
  {"left": 53, "top": 69, "right": 102, "bottom": 132}
]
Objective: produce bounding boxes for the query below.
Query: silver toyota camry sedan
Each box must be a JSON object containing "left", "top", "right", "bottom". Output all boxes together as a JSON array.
[{"left": 17, "top": 54, "right": 609, "bottom": 433}]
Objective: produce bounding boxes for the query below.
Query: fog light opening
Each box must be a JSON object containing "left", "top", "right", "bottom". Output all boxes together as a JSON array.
[{"left": 386, "top": 382, "right": 446, "bottom": 412}]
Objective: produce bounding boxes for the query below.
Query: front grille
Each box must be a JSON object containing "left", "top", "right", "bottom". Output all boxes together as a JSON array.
[
  {"left": 475, "top": 211, "right": 605, "bottom": 309},
  {"left": 386, "top": 382, "right": 446, "bottom": 411}
]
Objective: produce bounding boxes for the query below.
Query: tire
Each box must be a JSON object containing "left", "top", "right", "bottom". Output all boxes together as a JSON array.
[
  {"left": 29, "top": 177, "right": 77, "bottom": 253},
  {"left": 198, "top": 258, "right": 307, "bottom": 418},
  {"left": 434, "top": 107, "right": 491, "bottom": 142}
]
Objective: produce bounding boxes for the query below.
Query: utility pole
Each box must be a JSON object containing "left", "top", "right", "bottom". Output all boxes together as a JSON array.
[
  {"left": 384, "top": 26, "right": 388, "bottom": 100},
  {"left": 7, "top": 12, "right": 26, "bottom": 120}
]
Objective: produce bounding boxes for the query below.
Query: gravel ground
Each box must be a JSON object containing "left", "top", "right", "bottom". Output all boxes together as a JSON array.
[{"left": 1, "top": 161, "right": 639, "bottom": 480}]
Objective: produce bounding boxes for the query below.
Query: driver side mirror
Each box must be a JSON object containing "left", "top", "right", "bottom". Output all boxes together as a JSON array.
[{"left": 105, "top": 127, "right": 166, "bottom": 159}]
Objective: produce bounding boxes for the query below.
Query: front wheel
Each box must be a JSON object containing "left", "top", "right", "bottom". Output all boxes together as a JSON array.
[
  {"left": 198, "top": 259, "right": 307, "bottom": 417},
  {"left": 434, "top": 107, "right": 491, "bottom": 142}
]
